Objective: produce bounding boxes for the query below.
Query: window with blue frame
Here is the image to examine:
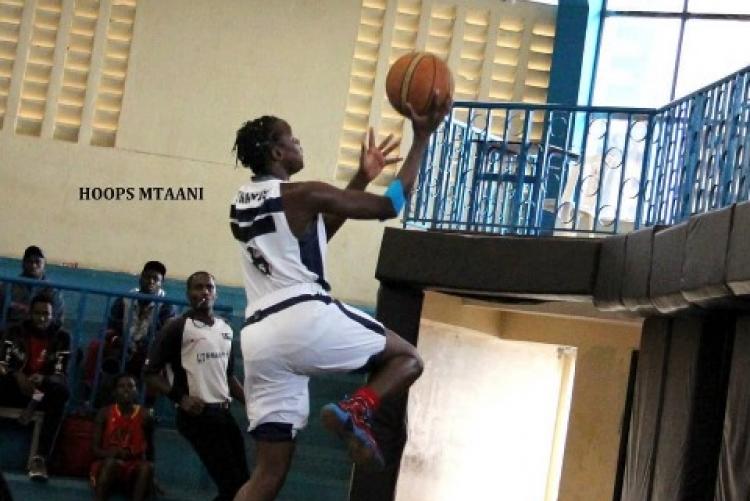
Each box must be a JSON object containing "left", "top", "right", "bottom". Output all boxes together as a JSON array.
[{"left": 592, "top": 0, "right": 750, "bottom": 107}]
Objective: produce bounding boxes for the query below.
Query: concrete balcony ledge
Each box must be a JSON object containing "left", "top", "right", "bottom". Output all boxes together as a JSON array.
[{"left": 376, "top": 228, "right": 601, "bottom": 301}]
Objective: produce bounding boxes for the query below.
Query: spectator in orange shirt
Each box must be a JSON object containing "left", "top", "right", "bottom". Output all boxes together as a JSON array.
[{"left": 90, "top": 373, "right": 154, "bottom": 501}]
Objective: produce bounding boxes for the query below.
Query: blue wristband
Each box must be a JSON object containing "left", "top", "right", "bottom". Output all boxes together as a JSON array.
[{"left": 384, "top": 179, "right": 406, "bottom": 214}]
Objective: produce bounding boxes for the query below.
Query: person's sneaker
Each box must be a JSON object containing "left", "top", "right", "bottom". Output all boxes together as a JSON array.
[
  {"left": 28, "top": 455, "right": 48, "bottom": 481},
  {"left": 320, "top": 398, "right": 385, "bottom": 470}
]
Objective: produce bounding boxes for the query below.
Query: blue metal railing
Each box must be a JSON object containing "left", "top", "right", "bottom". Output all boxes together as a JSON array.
[
  {"left": 406, "top": 65, "right": 750, "bottom": 235},
  {"left": 0, "top": 276, "right": 234, "bottom": 412}
]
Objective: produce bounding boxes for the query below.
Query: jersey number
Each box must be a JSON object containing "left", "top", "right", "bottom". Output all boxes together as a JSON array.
[{"left": 250, "top": 248, "right": 271, "bottom": 276}]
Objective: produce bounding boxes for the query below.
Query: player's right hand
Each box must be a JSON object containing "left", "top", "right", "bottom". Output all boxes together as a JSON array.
[
  {"left": 405, "top": 89, "right": 453, "bottom": 140},
  {"left": 179, "top": 395, "right": 205, "bottom": 415}
]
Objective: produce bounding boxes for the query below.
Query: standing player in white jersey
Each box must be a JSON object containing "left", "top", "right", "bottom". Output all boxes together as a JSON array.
[{"left": 230, "top": 92, "right": 450, "bottom": 501}]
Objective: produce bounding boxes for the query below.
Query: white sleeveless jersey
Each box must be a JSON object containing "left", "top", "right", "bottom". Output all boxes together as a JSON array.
[{"left": 230, "top": 178, "right": 330, "bottom": 315}]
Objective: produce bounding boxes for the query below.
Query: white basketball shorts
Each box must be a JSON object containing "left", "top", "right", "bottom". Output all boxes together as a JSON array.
[{"left": 240, "top": 284, "right": 387, "bottom": 434}]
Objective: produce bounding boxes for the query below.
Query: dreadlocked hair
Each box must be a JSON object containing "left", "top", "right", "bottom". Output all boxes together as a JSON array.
[{"left": 232, "top": 115, "right": 283, "bottom": 174}]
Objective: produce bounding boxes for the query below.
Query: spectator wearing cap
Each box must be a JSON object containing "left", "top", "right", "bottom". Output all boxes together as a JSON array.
[
  {"left": 84, "top": 261, "right": 177, "bottom": 402},
  {"left": 0, "top": 246, "right": 65, "bottom": 327}
]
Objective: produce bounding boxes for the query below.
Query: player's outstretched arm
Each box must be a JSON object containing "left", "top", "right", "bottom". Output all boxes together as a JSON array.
[
  {"left": 323, "top": 128, "right": 401, "bottom": 240},
  {"left": 281, "top": 180, "right": 400, "bottom": 238},
  {"left": 396, "top": 89, "right": 453, "bottom": 195},
  {"left": 292, "top": 182, "right": 397, "bottom": 220}
]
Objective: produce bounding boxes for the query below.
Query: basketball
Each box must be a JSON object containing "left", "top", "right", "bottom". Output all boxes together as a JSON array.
[{"left": 386, "top": 52, "right": 454, "bottom": 117}]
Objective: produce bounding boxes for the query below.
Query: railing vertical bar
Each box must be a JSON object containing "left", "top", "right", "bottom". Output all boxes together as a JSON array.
[
  {"left": 509, "top": 109, "right": 532, "bottom": 232},
  {"left": 634, "top": 113, "right": 656, "bottom": 229},
  {"left": 68, "top": 293, "right": 89, "bottom": 410},
  {"left": 530, "top": 109, "right": 553, "bottom": 232},
  {"left": 572, "top": 112, "right": 593, "bottom": 232},
  {"left": 612, "top": 114, "right": 634, "bottom": 234},
  {"left": 593, "top": 113, "right": 612, "bottom": 232},
  {"left": 451, "top": 109, "right": 475, "bottom": 230},
  {"left": 720, "top": 75, "right": 742, "bottom": 205},
  {"left": 88, "top": 296, "right": 113, "bottom": 409}
]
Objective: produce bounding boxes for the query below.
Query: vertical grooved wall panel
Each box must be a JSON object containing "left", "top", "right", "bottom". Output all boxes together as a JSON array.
[
  {"left": 0, "top": 0, "right": 136, "bottom": 146},
  {"left": 16, "top": 0, "right": 61, "bottom": 136},
  {"left": 0, "top": 0, "right": 24, "bottom": 128}
]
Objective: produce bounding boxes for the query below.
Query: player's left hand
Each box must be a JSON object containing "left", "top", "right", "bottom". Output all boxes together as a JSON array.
[{"left": 357, "top": 127, "right": 402, "bottom": 182}]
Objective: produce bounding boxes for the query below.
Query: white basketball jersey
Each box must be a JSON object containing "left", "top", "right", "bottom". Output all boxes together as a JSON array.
[{"left": 230, "top": 178, "right": 329, "bottom": 315}]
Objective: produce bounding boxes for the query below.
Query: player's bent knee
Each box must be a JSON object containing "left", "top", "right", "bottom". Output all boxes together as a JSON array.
[{"left": 383, "top": 330, "right": 418, "bottom": 356}]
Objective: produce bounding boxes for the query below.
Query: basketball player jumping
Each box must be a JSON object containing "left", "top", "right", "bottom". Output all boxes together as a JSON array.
[{"left": 230, "top": 91, "right": 450, "bottom": 501}]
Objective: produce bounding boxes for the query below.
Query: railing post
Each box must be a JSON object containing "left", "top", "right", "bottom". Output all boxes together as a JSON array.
[
  {"left": 68, "top": 292, "right": 88, "bottom": 410},
  {"left": 719, "top": 73, "right": 744, "bottom": 206},
  {"left": 592, "top": 113, "right": 612, "bottom": 233},
  {"left": 509, "top": 109, "right": 533, "bottom": 233},
  {"left": 466, "top": 108, "right": 492, "bottom": 232},
  {"left": 634, "top": 114, "right": 656, "bottom": 230},
  {"left": 679, "top": 93, "right": 706, "bottom": 221},
  {"left": 89, "top": 297, "right": 113, "bottom": 410}
]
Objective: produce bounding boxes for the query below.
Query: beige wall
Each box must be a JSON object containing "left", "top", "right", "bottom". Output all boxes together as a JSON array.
[
  {"left": 421, "top": 291, "right": 642, "bottom": 501},
  {"left": 0, "top": 0, "right": 393, "bottom": 305}
]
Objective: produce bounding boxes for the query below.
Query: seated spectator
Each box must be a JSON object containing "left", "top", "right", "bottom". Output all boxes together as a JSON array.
[
  {"left": 0, "top": 293, "right": 71, "bottom": 481},
  {"left": 0, "top": 246, "right": 65, "bottom": 327},
  {"left": 91, "top": 373, "right": 154, "bottom": 501},
  {"left": 83, "top": 261, "right": 177, "bottom": 400}
]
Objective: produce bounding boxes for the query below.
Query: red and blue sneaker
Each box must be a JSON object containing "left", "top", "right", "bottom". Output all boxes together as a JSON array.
[{"left": 321, "top": 397, "right": 385, "bottom": 470}]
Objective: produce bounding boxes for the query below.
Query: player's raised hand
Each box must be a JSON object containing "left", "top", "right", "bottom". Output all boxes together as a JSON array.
[
  {"left": 405, "top": 89, "right": 453, "bottom": 140},
  {"left": 358, "top": 127, "right": 402, "bottom": 182}
]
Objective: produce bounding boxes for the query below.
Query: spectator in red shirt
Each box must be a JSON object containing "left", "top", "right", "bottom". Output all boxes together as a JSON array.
[
  {"left": 91, "top": 373, "right": 154, "bottom": 501},
  {"left": 0, "top": 293, "right": 71, "bottom": 481}
]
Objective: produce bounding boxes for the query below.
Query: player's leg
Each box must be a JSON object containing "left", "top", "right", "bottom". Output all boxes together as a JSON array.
[
  {"left": 317, "top": 301, "right": 423, "bottom": 469},
  {"left": 365, "top": 328, "right": 424, "bottom": 397},
  {"left": 320, "top": 330, "right": 422, "bottom": 469},
  {"left": 233, "top": 437, "right": 295, "bottom": 501},
  {"left": 238, "top": 312, "right": 308, "bottom": 501}
]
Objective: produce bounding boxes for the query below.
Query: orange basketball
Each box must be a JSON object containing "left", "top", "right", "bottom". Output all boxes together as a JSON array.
[{"left": 386, "top": 52, "right": 454, "bottom": 117}]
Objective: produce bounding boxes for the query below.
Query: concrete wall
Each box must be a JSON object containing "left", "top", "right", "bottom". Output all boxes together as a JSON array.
[
  {"left": 0, "top": 0, "right": 392, "bottom": 305},
  {"left": 421, "top": 291, "right": 642, "bottom": 501}
]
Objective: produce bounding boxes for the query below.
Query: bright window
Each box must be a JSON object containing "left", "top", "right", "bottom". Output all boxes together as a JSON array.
[
  {"left": 688, "top": 0, "right": 750, "bottom": 15},
  {"left": 676, "top": 20, "right": 750, "bottom": 96},
  {"left": 593, "top": 17, "right": 680, "bottom": 107},
  {"left": 593, "top": 0, "right": 750, "bottom": 107},
  {"left": 606, "top": 0, "right": 684, "bottom": 12}
]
